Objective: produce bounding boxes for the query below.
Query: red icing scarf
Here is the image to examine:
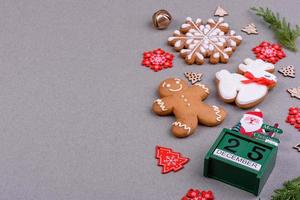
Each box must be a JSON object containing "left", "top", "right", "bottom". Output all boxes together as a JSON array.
[{"left": 241, "top": 72, "right": 276, "bottom": 87}]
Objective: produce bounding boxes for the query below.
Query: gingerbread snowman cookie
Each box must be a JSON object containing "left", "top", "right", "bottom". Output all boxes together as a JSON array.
[
  {"left": 152, "top": 78, "right": 226, "bottom": 138},
  {"left": 216, "top": 58, "right": 277, "bottom": 109}
]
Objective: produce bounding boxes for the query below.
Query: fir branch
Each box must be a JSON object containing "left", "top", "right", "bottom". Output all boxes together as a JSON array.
[
  {"left": 271, "top": 177, "right": 300, "bottom": 200},
  {"left": 251, "top": 7, "right": 300, "bottom": 52}
]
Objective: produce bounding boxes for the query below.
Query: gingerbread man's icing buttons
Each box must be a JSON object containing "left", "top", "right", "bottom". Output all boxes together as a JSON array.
[{"left": 152, "top": 78, "right": 226, "bottom": 138}]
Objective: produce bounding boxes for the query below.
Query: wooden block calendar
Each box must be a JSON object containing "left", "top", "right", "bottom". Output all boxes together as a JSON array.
[{"left": 204, "top": 128, "right": 278, "bottom": 195}]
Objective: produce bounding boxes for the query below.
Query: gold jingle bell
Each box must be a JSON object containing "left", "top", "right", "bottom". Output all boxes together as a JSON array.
[{"left": 152, "top": 9, "right": 172, "bottom": 30}]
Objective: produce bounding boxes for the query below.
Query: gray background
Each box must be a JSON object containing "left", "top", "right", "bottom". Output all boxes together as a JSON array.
[{"left": 0, "top": 0, "right": 299, "bottom": 199}]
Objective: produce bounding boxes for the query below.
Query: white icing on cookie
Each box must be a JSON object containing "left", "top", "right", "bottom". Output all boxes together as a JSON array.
[
  {"left": 216, "top": 70, "right": 270, "bottom": 105},
  {"left": 168, "top": 17, "right": 242, "bottom": 64},
  {"left": 238, "top": 58, "right": 277, "bottom": 83},
  {"left": 172, "top": 121, "right": 191, "bottom": 135},
  {"left": 154, "top": 99, "right": 168, "bottom": 111},
  {"left": 216, "top": 58, "right": 277, "bottom": 107},
  {"left": 181, "top": 24, "right": 191, "bottom": 29},
  {"left": 195, "top": 52, "right": 204, "bottom": 60},
  {"left": 162, "top": 79, "right": 184, "bottom": 92},
  {"left": 213, "top": 52, "right": 220, "bottom": 58},
  {"left": 194, "top": 83, "right": 209, "bottom": 93},
  {"left": 174, "top": 40, "right": 182, "bottom": 48},
  {"left": 247, "top": 68, "right": 277, "bottom": 82},
  {"left": 186, "top": 17, "right": 192, "bottom": 22},
  {"left": 212, "top": 105, "right": 222, "bottom": 121},
  {"left": 238, "top": 58, "right": 275, "bottom": 73}
]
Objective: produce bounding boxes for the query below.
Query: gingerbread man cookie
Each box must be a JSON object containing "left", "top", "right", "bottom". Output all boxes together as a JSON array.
[
  {"left": 216, "top": 58, "right": 277, "bottom": 109},
  {"left": 152, "top": 78, "right": 226, "bottom": 138}
]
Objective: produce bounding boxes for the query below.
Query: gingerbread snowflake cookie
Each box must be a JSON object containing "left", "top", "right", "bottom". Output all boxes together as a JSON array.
[
  {"left": 168, "top": 17, "right": 242, "bottom": 65},
  {"left": 216, "top": 58, "right": 277, "bottom": 109},
  {"left": 152, "top": 78, "right": 226, "bottom": 138}
]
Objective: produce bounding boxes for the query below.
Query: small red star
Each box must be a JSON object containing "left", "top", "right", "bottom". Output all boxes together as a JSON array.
[
  {"left": 142, "top": 48, "right": 174, "bottom": 72},
  {"left": 252, "top": 41, "right": 286, "bottom": 64}
]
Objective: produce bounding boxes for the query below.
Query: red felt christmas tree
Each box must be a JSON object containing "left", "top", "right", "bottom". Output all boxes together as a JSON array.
[{"left": 155, "top": 146, "right": 189, "bottom": 174}]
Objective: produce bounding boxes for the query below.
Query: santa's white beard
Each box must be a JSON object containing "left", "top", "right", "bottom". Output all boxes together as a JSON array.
[{"left": 240, "top": 116, "right": 263, "bottom": 132}]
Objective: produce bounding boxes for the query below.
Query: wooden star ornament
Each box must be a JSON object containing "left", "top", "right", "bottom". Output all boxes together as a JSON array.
[
  {"left": 287, "top": 87, "right": 300, "bottom": 100},
  {"left": 241, "top": 23, "right": 258, "bottom": 35},
  {"left": 214, "top": 6, "right": 228, "bottom": 17},
  {"left": 293, "top": 143, "right": 300, "bottom": 152}
]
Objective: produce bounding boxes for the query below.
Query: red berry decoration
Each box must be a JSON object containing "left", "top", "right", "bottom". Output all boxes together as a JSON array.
[
  {"left": 295, "top": 123, "right": 300, "bottom": 130},
  {"left": 286, "top": 107, "right": 300, "bottom": 130},
  {"left": 182, "top": 188, "right": 214, "bottom": 200},
  {"left": 142, "top": 48, "right": 174, "bottom": 72},
  {"left": 252, "top": 41, "right": 286, "bottom": 64},
  {"left": 155, "top": 146, "right": 189, "bottom": 174}
]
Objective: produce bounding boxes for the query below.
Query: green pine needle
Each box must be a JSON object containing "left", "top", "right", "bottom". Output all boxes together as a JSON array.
[
  {"left": 271, "top": 177, "right": 300, "bottom": 200},
  {"left": 251, "top": 7, "right": 300, "bottom": 52}
]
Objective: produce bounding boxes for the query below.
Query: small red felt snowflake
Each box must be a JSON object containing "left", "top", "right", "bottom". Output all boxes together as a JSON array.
[
  {"left": 142, "top": 48, "right": 174, "bottom": 72},
  {"left": 286, "top": 107, "right": 300, "bottom": 131},
  {"left": 155, "top": 146, "right": 189, "bottom": 174},
  {"left": 252, "top": 41, "right": 286, "bottom": 64},
  {"left": 181, "top": 188, "right": 214, "bottom": 200}
]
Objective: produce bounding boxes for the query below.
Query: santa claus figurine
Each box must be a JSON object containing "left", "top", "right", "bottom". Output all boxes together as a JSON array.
[{"left": 239, "top": 109, "right": 264, "bottom": 137}]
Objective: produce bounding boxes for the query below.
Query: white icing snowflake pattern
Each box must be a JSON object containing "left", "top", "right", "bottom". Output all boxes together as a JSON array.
[
  {"left": 168, "top": 17, "right": 242, "bottom": 65},
  {"left": 165, "top": 155, "right": 178, "bottom": 166}
]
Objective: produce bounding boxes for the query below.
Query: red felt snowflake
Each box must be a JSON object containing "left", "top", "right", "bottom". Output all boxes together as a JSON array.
[
  {"left": 155, "top": 146, "right": 189, "bottom": 174},
  {"left": 286, "top": 107, "right": 300, "bottom": 131},
  {"left": 181, "top": 188, "right": 214, "bottom": 200},
  {"left": 252, "top": 41, "right": 286, "bottom": 64},
  {"left": 142, "top": 48, "right": 174, "bottom": 72}
]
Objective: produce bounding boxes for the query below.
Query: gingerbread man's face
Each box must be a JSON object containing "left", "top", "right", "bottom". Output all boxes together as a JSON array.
[{"left": 159, "top": 78, "right": 188, "bottom": 97}]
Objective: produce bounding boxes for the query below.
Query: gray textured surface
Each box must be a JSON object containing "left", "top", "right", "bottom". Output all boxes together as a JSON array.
[{"left": 0, "top": 0, "right": 299, "bottom": 199}]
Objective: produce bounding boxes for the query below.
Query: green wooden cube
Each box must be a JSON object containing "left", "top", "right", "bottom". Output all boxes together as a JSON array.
[{"left": 204, "top": 128, "right": 278, "bottom": 196}]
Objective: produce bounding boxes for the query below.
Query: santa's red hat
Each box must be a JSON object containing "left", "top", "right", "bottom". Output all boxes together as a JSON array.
[{"left": 245, "top": 108, "right": 263, "bottom": 118}]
